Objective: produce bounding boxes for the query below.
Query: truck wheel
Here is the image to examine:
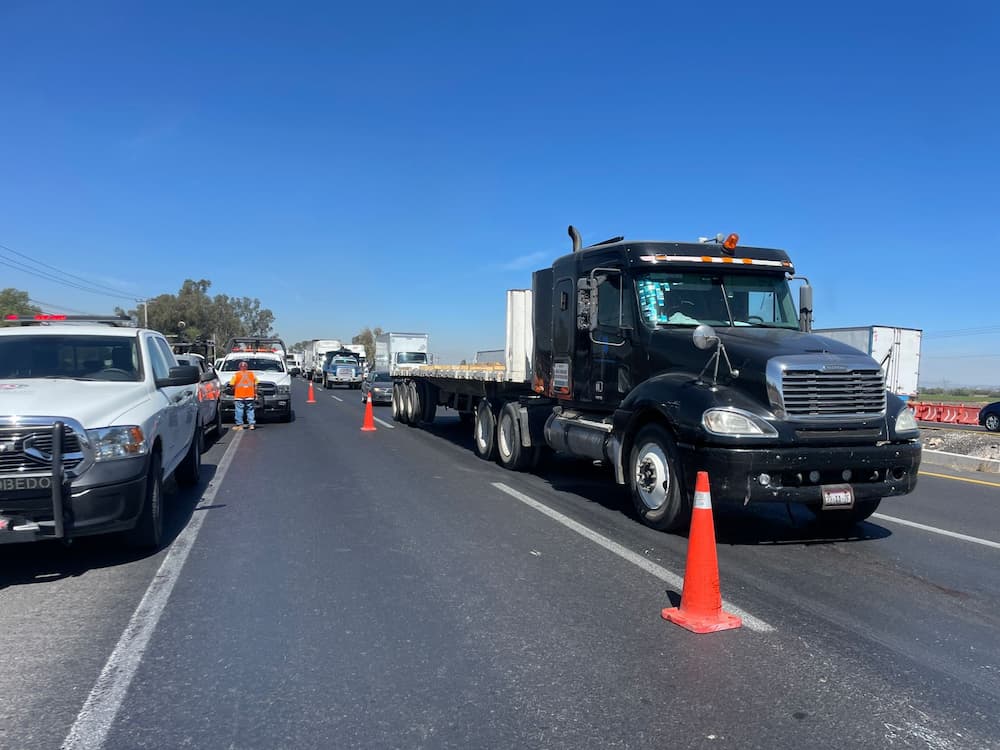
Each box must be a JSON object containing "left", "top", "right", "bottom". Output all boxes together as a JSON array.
[
  {"left": 421, "top": 383, "right": 438, "bottom": 424},
  {"left": 405, "top": 381, "right": 422, "bottom": 426},
  {"left": 985, "top": 413, "right": 1000, "bottom": 432},
  {"left": 176, "top": 426, "right": 202, "bottom": 487},
  {"left": 628, "top": 425, "right": 688, "bottom": 532},
  {"left": 391, "top": 383, "right": 404, "bottom": 422},
  {"left": 496, "top": 402, "right": 536, "bottom": 471},
  {"left": 125, "top": 452, "right": 163, "bottom": 549},
  {"left": 474, "top": 399, "right": 498, "bottom": 460}
]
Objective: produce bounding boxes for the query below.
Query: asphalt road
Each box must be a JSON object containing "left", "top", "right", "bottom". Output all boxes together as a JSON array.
[{"left": 1, "top": 382, "right": 998, "bottom": 749}]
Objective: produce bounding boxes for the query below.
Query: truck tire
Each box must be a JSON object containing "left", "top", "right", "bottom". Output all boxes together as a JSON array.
[
  {"left": 212, "top": 405, "right": 223, "bottom": 439},
  {"left": 176, "top": 426, "right": 202, "bottom": 487},
  {"left": 420, "top": 383, "right": 438, "bottom": 424},
  {"left": 405, "top": 381, "right": 421, "bottom": 426},
  {"left": 496, "top": 402, "right": 536, "bottom": 471},
  {"left": 125, "top": 451, "right": 163, "bottom": 549},
  {"left": 391, "top": 382, "right": 404, "bottom": 422},
  {"left": 474, "top": 399, "right": 498, "bottom": 460},
  {"left": 628, "top": 425, "right": 689, "bottom": 532}
]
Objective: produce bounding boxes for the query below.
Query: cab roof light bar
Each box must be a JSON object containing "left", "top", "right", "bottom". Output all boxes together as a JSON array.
[{"left": 2, "top": 313, "right": 134, "bottom": 326}]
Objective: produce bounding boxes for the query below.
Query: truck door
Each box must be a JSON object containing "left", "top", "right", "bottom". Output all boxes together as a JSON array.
[
  {"left": 551, "top": 275, "right": 575, "bottom": 399},
  {"left": 586, "top": 267, "right": 634, "bottom": 407}
]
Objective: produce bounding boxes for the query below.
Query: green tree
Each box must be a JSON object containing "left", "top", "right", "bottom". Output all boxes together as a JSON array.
[
  {"left": 352, "top": 326, "right": 384, "bottom": 367},
  {"left": 0, "top": 288, "right": 41, "bottom": 323}
]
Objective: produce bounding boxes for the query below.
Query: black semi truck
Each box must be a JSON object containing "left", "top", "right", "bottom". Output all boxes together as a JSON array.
[{"left": 391, "top": 227, "right": 921, "bottom": 532}]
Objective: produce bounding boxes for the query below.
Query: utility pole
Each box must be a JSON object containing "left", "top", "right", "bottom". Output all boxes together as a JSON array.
[{"left": 136, "top": 298, "right": 148, "bottom": 327}]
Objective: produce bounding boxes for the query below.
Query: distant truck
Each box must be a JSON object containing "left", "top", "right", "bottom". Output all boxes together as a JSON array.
[
  {"left": 375, "top": 332, "right": 429, "bottom": 372},
  {"left": 343, "top": 344, "right": 368, "bottom": 372},
  {"left": 322, "top": 349, "right": 363, "bottom": 389},
  {"left": 284, "top": 352, "right": 304, "bottom": 376},
  {"left": 306, "top": 339, "right": 342, "bottom": 382},
  {"left": 812, "top": 326, "right": 922, "bottom": 400},
  {"left": 391, "top": 226, "right": 921, "bottom": 533}
]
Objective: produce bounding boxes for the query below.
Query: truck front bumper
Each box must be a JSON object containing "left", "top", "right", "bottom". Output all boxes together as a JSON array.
[
  {"left": 220, "top": 396, "right": 291, "bottom": 420},
  {"left": 678, "top": 441, "right": 922, "bottom": 506}
]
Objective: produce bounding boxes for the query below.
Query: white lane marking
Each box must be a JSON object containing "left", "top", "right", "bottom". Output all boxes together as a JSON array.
[
  {"left": 492, "top": 482, "right": 773, "bottom": 633},
  {"left": 62, "top": 432, "right": 244, "bottom": 750},
  {"left": 331, "top": 395, "right": 343, "bottom": 402},
  {"left": 373, "top": 417, "right": 395, "bottom": 429},
  {"left": 872, "top": 513, "right": 1000, "bottom": 550}
]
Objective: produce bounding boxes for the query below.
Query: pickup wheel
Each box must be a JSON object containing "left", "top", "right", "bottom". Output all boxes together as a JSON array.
[
  {"left": 496, "top": 402, "right": 536, "bottom": 471},
  {"left": 125, "top": 452, "right": 163, "bottom": 549},
  {"left": 628, "top": 425, "right": 689, "bottom": 532},
  {"left": 176, "top": 426, "right": 202, "bottom": 487},
  {"left": 473, "top": 399, "right": 498, "bottom": 460},
  {"left": 212, "top": 404, "right": 223, "bottom": 439}
]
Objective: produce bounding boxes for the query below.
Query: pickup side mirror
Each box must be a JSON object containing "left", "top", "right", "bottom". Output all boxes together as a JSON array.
[{"left": 156, "top": 364, "right": 200, "bottom": 388}]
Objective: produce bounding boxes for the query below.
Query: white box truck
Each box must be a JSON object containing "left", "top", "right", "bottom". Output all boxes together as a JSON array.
[
  {"left": 813, "top": 326, "right": 922, "bottom": 399},
  {"left": 308, "top": 339, "right": 342, "bottom": 383},
  {"left": 375, "top": 332, "right": 429, "bottom": 373}
]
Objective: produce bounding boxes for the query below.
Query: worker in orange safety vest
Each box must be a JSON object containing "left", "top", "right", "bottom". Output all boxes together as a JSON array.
[{"left": 229, "top": 360, "right": 258, "bottom": 430}]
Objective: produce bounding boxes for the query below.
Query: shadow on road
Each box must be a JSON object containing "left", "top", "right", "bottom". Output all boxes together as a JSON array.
[
  {"left": 0, "top": 461, "right": 223, "bottom": 591},
  {"left": 422, "top": 413, "right": 892, "bottom": 547}
]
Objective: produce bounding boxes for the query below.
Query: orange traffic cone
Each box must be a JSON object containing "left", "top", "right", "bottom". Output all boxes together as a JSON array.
[
  {"left": 662, "top": 471, "right": 742, "bottom": 633},
  {"left": 306, "top": 380, "right": 317, "bottom": 404},
  {"left": 361, "top": 391, "right": 376, "bottom": 431}
]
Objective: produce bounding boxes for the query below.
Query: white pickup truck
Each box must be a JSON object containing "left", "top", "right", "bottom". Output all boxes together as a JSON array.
[{"left": 0, "top": 315, "right": 203, "bottom": 548}]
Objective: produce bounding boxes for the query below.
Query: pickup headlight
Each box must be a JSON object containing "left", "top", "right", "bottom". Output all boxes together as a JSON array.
[
  {"left": 894, "top": 407, "right": 919, "bottom": 436},
  {"left": 277, "top": 384, "right": 291, "bottom": 395},
  {"left": 87, "top": 426, "right": 148, "bottom": 461},
  {"left": 702, "top": 408, "right": 778, "bottom": 438}
]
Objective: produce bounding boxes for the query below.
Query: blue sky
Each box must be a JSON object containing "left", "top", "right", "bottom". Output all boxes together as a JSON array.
[{"left": 2, "top": 1, "right": 998, "bottom": 386}]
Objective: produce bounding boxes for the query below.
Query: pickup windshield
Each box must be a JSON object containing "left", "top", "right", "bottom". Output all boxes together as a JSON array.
[
  {"left": 0, "top": 334, "right": 142, "bottom": 381},
  {"left": 635, "top": 271, "right": 799, "bottom": 329},
  {"left": 221, "top": 358, "right": 284, "bottom": 372}
]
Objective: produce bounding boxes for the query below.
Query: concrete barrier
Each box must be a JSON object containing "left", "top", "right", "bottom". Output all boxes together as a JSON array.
[{"left": 921, "top": 449, "right": 1000, "bottom": 474}]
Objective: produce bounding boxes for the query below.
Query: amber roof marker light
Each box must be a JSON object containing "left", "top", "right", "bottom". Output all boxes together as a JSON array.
[{"left": 723, "top": 233, "right": 739, "bottom": 252}]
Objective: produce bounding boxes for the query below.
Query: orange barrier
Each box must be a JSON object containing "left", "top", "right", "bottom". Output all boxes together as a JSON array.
[
  {"left": 909, "top": 401, "right": 982, "bottom": 426},
  {"left": 361, "top": 392, "right": 376, "bottom": 432},
  {"left": 662, "top": 471, "right": 742, "bottom": 634},
  {"left": 307, "top": 380, "right": 317, "bottom": 404}
]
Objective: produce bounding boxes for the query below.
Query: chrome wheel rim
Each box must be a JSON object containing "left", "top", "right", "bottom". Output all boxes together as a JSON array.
[{"left": 635, "top": 443, "right": 669, "bottom": 510}]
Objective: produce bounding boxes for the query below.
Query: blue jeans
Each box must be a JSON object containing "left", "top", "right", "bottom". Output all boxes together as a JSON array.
[{"left": 234, "top": 399, "right": 256, "bottom": 426}]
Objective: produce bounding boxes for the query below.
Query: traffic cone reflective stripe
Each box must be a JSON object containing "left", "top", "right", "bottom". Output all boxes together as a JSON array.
[
  {"left": 307, "top": 380, "right": 316, "bottom": 404},
  {"left": 661, "top": 471, "right": 742, "bottom": 634},
  {"left": 361, "top": 392, "right": 376, "bottom": 431}
]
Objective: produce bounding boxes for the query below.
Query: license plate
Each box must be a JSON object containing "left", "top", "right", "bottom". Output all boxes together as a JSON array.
[{"left": 821, "top": 483, "right": 854, "bottom": 509}]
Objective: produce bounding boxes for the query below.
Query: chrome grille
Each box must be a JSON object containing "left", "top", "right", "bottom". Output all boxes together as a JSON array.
[
  {"left": 257, "top": 382, "right": 277, "bottom": 396},
  {"left": 768, "top": 354, "right": 887, "bottom": 421},
  {"left": 0, "top": 424, "right": 84, "bottom": 474}
]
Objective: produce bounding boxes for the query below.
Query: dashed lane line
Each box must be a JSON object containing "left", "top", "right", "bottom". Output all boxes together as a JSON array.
[
  {"left": 373, "top": 417, "right": 395, "bottom": 429},
  {"left": 492, "top": 481, "right": 774, "bottom": 633},
  {"left": 330, "top": 395, "right": 343, "bottom": 402},
  {"left": 62, "top": 432, "right": 244, "bottom": 750}
]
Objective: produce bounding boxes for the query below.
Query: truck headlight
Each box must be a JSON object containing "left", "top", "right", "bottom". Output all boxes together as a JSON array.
[
  {"left": 277, "top": 384, "right": 291, "bottom": 395},
  {"left": 702, "top": 408, "right": 778, "bottom": 438},
  {"left": 894, "top": 407, "right": 919, "bottom": 436},
  {"left": 87, "top": 426, "right": 148, "bottom": 461}
]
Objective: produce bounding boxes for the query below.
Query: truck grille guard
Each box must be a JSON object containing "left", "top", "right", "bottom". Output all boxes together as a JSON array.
[{"left": 766, "top": 355, "right": 887, "bottom": 422}]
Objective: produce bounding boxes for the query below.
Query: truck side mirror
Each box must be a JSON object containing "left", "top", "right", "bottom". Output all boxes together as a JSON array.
[
  {"left": 798, "top": 283, "right": 813, "bottom": 332},
  {"left": 577, "top": 278, "right": 596, "bottom": 331}
]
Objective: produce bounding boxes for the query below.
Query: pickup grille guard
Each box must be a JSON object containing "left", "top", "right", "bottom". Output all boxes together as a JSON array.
[{"left": 0, "top": 420, "right": 84, "bottom": 542}]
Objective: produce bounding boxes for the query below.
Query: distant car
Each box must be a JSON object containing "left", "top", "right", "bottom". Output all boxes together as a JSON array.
[
  {"left": 979, "top": 402, "right": 1000, "bottom": 432},
  {"left": 361, "top": 371, "right": 393, "bottom": 405},
  {"left": 175, "top": 353, "right": 223, "bottom": 439}
]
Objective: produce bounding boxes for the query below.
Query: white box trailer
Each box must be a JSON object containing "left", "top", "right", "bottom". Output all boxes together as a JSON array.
[
  {"left": 814, "top": 326, "right": 922, "bottom": 398},
  {"left": 376, "top": 332, "right": 429, "bottom": 373}
]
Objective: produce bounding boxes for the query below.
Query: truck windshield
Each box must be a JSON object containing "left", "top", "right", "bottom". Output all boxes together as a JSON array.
[
  {"left": 221, "top": 358, "right": 284, "bottom": 372},
  {"left": 0, "top": 335, "right": 141, "bottom": 381},
  {"left": 397, "top": 352, "right": 427, "bottom": 364},
  {"left": 635, "top": 271, "right": 799, "bottom": 329}
]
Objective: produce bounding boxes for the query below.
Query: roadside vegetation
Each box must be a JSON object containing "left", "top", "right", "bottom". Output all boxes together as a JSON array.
[{"left": 918, "top": 387, "right": 1000, "bottom": 404}]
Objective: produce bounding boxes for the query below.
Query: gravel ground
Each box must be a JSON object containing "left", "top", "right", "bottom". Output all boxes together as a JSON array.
[{"left": 921, "top": 427, "right": 1000, "bottom": 461}]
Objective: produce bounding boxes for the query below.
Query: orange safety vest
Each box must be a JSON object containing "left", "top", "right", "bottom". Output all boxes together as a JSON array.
[{"left": 230, "top": 371, "right": 257, "bottom": 399}]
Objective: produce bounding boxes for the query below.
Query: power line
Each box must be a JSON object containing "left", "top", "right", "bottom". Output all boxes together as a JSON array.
[
  {"left": 0, "top": 245, "right": 144, "bottom": 301},
  {"left": 28, "top": 298, "right": 90, "bottom": 315},
  {"left": 923, "top": 326, "right": 1000, "bottom": 340},
  {"left": 0, "top": 241, "right": 140, "bottom": 298}
]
